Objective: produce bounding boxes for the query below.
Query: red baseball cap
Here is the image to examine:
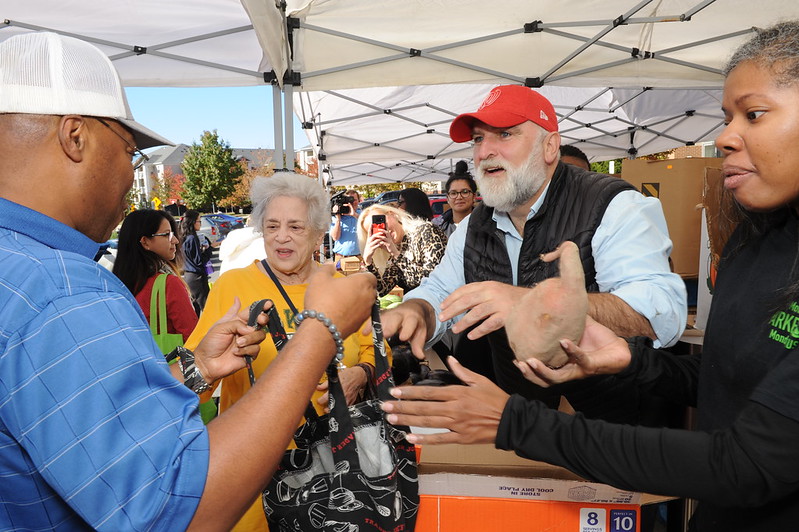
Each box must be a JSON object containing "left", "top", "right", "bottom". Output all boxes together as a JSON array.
[{"left": 449, "top": 85, "right": 559, "bottom": 143}]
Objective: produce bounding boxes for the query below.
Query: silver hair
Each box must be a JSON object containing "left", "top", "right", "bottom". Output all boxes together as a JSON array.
[
  {"left": 724, "top": 21, "right": 799, "bottom": 85},
  {"left": 249, "top": 172, "right": 330, "bottom": 235},
  {"left": 356, "top": 203, "right": 427, "bottom": 254}
]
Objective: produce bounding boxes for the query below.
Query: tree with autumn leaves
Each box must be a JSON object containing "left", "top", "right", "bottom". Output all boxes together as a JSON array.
[
  {"left": 218, "top": 152, "right": 275, "bottom": 211},
  {"left": 150, "top": 167, "right": 186, "bottom": 208},
  {"left": 181, "top": 130, "right": 244, "bottom": 211}
]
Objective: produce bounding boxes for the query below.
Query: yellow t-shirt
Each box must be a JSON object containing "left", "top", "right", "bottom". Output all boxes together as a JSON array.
[{"left": 185, "top": 261, "right": 380, "bottom": 532}]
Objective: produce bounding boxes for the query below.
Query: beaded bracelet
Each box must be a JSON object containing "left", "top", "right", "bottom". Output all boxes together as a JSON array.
[{"left": 294, "top": 309, "right": 345, "bottom": 363}]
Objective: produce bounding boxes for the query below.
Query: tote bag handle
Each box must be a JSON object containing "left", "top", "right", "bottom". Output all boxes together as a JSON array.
[
  {"left": 149, "top": 274, "right": 169, "bottom": 337},
  {"left": 325, "top": 301, "right": 396, "bottom": 468}
]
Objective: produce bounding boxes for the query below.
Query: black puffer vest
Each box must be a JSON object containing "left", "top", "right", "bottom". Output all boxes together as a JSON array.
[{"left": 462, "top": 163, "right": 652, "bottom": 423}]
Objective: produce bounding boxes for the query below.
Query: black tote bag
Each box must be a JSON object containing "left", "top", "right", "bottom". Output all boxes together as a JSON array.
[{"left": 262, "top": 302, "right": 419, "bottom": 531}]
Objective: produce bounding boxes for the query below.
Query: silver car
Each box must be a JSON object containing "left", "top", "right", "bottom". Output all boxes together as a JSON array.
[{"left": 197, "top": 216, "right": 224, "bottom": 245}]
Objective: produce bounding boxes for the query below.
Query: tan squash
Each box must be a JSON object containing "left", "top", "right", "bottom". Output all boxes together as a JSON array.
[{"left": 506, "top": 240, "right": 588, "bottom": 368}]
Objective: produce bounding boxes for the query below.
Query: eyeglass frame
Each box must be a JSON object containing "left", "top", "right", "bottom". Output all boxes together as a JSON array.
[
  {"left": 150, "top": 231, "right": 175, "bottom": 240},
  {"left": 447, "top": 189, "right": 475, "bottom": 199},
  {"left": 92, "top": 117, "right": 150, "bottom": 171}
]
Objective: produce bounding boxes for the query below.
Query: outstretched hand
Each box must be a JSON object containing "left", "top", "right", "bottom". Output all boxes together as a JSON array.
[
  {"left": 514, "top": 315, "right": 632, "bottom": 387},
  {"left": 440, "top": 281, "right": 530, "bottom": 340},
  {"left": 377, "top": 299, "right": 435, "bottom": 360},
  {"left": 381, "top": 357, "right": 510, "bottom": 445},
  {"left": 193, "top": 298, "right": 271, "bottom": 383}
]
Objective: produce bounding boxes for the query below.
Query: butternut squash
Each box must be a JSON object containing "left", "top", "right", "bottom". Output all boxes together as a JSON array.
[{"left": 506, "top": 240, "right": 587, "bottom": 368}]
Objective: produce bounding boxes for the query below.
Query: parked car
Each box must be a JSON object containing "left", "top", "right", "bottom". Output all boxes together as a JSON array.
[
  {"left": 205, "top": 213, "right": 245, "bottom": 232},
  {"left": 359, "top": 198, "right": 377, "bottom": 211},
  {"left": 198, "top": 213, "right": 245, "bottom": 242},
  {"left": 428, "top": 195, "right": 449, "bottom": 219},
  {"left": 198, "top": 215, "right": 224, "bottom": 244},
  {"left": 374, "top": 190, "right": 403, "bottom": 205}
]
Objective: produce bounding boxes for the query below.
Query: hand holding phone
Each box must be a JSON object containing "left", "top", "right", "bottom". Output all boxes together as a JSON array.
[{"left": 370, "top": 214, "right": 386, "bottom": 235}]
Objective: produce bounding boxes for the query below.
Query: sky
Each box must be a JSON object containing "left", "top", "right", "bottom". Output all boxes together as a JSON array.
[{"left": 125, "top": 86, "right": 310, "bottom": 153}]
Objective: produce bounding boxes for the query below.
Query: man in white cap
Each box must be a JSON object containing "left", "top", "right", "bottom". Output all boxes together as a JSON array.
[
  {"left": 381, "top": 85, "right": 686, "bottom": 422},
  {"left": 0, "top": 32, "right": 375, "bottom": 530}
]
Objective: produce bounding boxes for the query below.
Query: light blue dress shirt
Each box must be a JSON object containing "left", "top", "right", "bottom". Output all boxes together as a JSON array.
[{"left": 406, "top": 184, "right": 688, "bottom": 348}]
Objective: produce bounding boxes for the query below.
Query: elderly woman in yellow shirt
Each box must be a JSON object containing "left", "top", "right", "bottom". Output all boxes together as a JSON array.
[{"left": 186, "top": 172, "right": 380, "bottom": 532}]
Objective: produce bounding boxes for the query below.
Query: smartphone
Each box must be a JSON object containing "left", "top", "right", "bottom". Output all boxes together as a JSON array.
[{"left": 371, "top": 214, "right": 386, "bottom": 235}]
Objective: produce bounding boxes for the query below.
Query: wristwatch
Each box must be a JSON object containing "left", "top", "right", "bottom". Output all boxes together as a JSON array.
[{"left": 173, "top": 346, "right": 212, "bottom": 394}]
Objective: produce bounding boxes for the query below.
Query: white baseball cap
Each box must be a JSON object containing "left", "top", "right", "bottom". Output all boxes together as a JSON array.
[{"left": 0, "top": 32, "right": 172, "bottom": 149}]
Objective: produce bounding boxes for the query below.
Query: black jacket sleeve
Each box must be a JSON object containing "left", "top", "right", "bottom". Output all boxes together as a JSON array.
[
  {"left": 496, "top": 392, "right": 799, "bottom": 507},
  {"left": 616, "top": 336, "right": 701, "bottom": 408}
]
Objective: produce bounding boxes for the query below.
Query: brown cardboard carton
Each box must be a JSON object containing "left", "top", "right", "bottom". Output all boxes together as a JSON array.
[
  {"left": 416, "top": 443, "right": 672, "bottom": 531},
  {"left": 621, "top": 157, "right": 722, "bottom": 278},
  {"left": 339, "top": 256, "right": 362, "bottom": 273}
]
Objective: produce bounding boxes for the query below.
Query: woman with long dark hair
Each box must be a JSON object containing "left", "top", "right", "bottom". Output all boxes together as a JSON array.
[
  {"left": 113, "top": 209, "right": 197, "bottom": 343},
  {"left": 179, "top": 209, "right": 214, "bottom": 314},
  {"left": 397, "top": 187, "right": 434, "bottom": 221}
]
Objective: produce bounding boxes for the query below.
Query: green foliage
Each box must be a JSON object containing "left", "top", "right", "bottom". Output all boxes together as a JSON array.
[
  {"left": 181, "top": 130, "right": 244, "bottom": 211},
  {"left": 219, "top": 160, "right": 275, "bottom": 209},
  {"left": 591, "top": 159, "right": 623, "bottom": 175}
]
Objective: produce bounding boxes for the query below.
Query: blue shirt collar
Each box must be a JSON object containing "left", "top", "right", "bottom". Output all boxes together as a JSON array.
[{"left": 0, "top": 198, "right": 102, "bottom": 260}]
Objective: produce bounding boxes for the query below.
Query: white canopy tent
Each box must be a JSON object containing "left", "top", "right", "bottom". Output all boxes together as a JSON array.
[
  {"left": 292, "top": 83, "right": 725, "bottom": 186},
  {"left": 2, "top": 0, "right": 298, "bottom": 165},
  {"left": 257, "top": 0, "right": 774, "bottom": 91},
  {"left": 5, "top": 1, "right": 799, "bottom": 186},
  {"left": 3, "top": 0, "right": 278, "bottom": 87},
  {"left": 243, "top": 0, "right": 799, "bottom": 185}
]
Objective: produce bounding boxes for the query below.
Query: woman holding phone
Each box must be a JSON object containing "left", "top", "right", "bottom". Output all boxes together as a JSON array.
[{"left": 357, "top": 204, "right": 447, "bottom": 296}]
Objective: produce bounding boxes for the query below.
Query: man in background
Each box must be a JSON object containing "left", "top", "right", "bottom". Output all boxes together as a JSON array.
[
  {"left": 330, "top": 189, "right": 362, "bottom": 264},
  {"left": 560, "top": 144, "right": 591, "bottom": 171}
]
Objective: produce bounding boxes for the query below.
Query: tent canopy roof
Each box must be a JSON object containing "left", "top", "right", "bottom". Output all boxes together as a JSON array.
[
  {"left": 6, "top": 1, "right": 799, "bottom": 184},
  {"left": 3, "top": 0, "right": 282, "bottom": 87}
]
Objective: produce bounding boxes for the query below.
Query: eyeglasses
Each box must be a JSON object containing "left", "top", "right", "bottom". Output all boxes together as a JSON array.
[
  {"left": 93, "top": 117, "right": 149, "bottom": 170},
  {"left": 150, "top": 231, "right": 175, "bottom": 240},
  {"left": 447, "top": 190, "right": 474, "bottom": 199}
]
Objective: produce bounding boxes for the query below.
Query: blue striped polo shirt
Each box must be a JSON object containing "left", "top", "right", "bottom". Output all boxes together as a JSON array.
[{"left": 0, "top": 198, "right": 208, "bottom": 531}]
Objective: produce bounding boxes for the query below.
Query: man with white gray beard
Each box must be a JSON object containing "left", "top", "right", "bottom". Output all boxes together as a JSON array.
[{"left": 381, "top": 85, "right": 687, "bottom": 424}]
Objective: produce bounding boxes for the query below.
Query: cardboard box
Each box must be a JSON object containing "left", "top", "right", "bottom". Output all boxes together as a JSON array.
[
  {"left": 339, "top": 256, "right": 362, "bottom": 273},
  {"left": 417, "top": 444, "right": 671, "bottom": 532},
  {"left": 621, "top": 158, "right": 722, "bottom": 278}
]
